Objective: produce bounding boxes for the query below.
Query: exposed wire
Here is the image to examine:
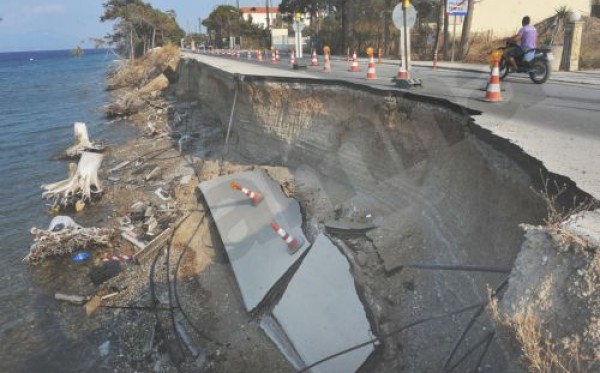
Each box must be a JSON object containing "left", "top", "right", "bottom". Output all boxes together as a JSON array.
[
  {"left": 298, "top": 302, "right": 485, "bottom": 372},
  {"left": 446, "top": 332, "right": 495, "bottom": 373}
]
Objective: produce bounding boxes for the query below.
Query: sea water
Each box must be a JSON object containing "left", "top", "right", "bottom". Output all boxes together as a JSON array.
[{"left": 0, "top": 49, "right": 136, "bottom": 372}]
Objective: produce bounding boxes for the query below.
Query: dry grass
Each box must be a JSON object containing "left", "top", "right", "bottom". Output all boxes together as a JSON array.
[
  {"left": 465, "top": 16, "right": 600, "bottom": 69},
  {"left": 489, "top": 295, "right": 594, "bottom": 373}
]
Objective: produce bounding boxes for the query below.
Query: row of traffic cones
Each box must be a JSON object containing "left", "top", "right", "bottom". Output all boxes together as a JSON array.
[
  {"left": 206, "top": 48, "right": 501, "bottom": 101},
  {"left": 229, "top": 181, "right": 304, "bottom": 253}
]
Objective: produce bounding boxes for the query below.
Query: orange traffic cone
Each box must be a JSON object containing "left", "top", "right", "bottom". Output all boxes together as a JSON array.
[
  {"left": 323, "top": 53, "right": 331, "bottom": 73},
  {"left": 484, "top": 60, "right": 503, "bottom": 102},
  {"left": 290, "top": 50, "right": 296, "bottom": 67},
  {"left": 271, "top": 50, "right": 277, "bottom": 64},
  {"left": 311, "top": 50, "right": 319, "bottom": 66},
  {"left": 349, "top": 51, "right": 360, "bottom": 72},
  {"left": 275, "top": 50, "right": 280, "bottom": 63},
  {"left": 230, "top": 181, "right": 263, "bottom": 205},
  {"left": 271, "top": 222, "right": 304, "bottom": 253},
  {"left": 258, "top": 49, "right": 263, "bottom": 62},
  {"left": 248, "top": 50, "right": 252, "bottom": 60},
  {"left": 366, "top": 55, "right": 377, "bottom": 79}
]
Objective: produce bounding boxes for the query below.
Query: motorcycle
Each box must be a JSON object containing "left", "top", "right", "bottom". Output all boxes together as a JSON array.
[{"left": 495, "top": 41, "right": 553, "bottom": 84}]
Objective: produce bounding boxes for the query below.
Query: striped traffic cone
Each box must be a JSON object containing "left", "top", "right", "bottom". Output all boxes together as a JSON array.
[
  {"left": 258, "top": 49, "right": 263, "bottom": 62},
  {"left": 366, "top": 55, "right": 377, "bottom": 79},
  {"left": 483, "top": 60, "right": 503, "bottom": 102},
  {"left": 323, "top": 53, "right": 331, "bottom": 73},
  {"left": 271, "top": 222, "right": 304, "bottom": 254},
  {"left": 271, "top": 50, "right": 277, "bottom": 64},
  {"left": 290, "top": 50, "right": 296, "bottom": 67},
  {"left": 275, "top": 50, "right": 280, "bottom": 63},
  {"left": 248, "top": 50, "right": 252, "bottom": 60},
  {"left": 349, "top": 51, "right": 360, "bottom": 72},
  {"left": 230, "top": 181, "right": 263, "bottom": 205},
  {"left": 311, "top": 50, "right": 319, "bottom": 66},
  {"left": 236, "top": 50, "right": 240, "bottom": 59}
]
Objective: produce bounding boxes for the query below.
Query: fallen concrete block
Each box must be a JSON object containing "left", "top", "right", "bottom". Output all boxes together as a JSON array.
[
  {"left": 198, "top": 170, "right": 309, "bottom": 311},
  {"left": 324, "top": 219, "right": 376, "bottom": 234},
  {"left": 261, "top": 234, "right": 374, "bottom": 373}
]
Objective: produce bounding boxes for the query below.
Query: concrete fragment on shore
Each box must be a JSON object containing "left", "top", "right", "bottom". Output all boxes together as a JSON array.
[
  {"left": 261, "top": 234, "right": 374, "bottom": 373},
  {"left": 199, "top": 170, "right": 309, "bottom": 311}
]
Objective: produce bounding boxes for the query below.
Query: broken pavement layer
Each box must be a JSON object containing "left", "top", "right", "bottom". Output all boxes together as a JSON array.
[
  {"left": 261, "top": 234, "right": 375, "bottom": 373},
  {"left": 198, "top": 170, "right": 309, "bottom": 311}
]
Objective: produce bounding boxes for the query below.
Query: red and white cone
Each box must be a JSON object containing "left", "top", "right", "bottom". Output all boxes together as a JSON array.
[
  {"left": 275, "top": 50, "right": 280, "bottom": 63},
  {"left": 349, "top": 51, "right": 360, "bottom": 72},
  {"left": 258, "top": 49, "right": 263, "bottom": 62},
  {"left": 323, "top": 53, "right": 331, "bottom": 73},
  {"left": 236, "top": 50, "right": 240, "bottom": 59},
  {"left": 311, "top": 50, "right": 319, "bottom": 66},
  {"left": 102, "top": 255, "right": 133, "bottom": 262},
  {"left": 230, "top": 181, "right": 263, "bottom": 205},
  {"left": 366, "top": 55, "right": 377, "bottom": 79},
  {"left": 248, "top": 50, "right": 252, "bottom": 60},
  {"left": 484, "top": 60, "right": 503, "bottom": 102},
  {"left": 290, "top": 50, "right": 296, "bottom": 67},
  {"left": 271, "top": 222, "right": 304, "bottom": 254},
  {"left": 271, "top": 50, "right": 277, "bottom": 64},
  {"left": 397, "top": 62, "right": 409, "bottom": 79}
]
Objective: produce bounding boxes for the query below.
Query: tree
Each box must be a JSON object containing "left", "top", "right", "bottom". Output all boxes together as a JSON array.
[
  {"left": 100, "top": 0, "right": 184, "bottom": 59},
  {"left": 432, "top": 0, "right": 445, "bottom": 61},
  {"left": 459, "top": 0, "right": 474, "bottom": 59},
  {"left": 202, "top": 5, "right": 266, "bottom": 49}
]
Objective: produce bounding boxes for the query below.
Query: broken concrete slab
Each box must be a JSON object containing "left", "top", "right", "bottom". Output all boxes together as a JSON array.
[
  {"left": 562, "top": 209, "right": 600, "bottom": 248},
  {"left": 198, "top": 170, "right": 309, "bottom": 311},
  {"left": 324, "top": 219, "right": 376, "bottom": 234},
  {"left": 261, "top": 234, "right": 374, "bottom": 373}
]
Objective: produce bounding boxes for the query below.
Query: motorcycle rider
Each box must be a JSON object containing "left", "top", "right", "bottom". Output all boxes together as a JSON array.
[{"left": 506, "top": 16, "right": 538, "bottom": 72}]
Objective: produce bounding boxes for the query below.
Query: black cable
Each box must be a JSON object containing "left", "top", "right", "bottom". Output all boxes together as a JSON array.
[
  {"left": 298, "top": 302, "right": 486, "bottom": 373},
  {"left": 404, "top": 263, "right": 511, "bottom": 274},
  {"left": 446, "top": 332, "right": 495, "bottom": 373},
  {"left": 100, "top": 305, "right": 176, "bottom": 311},
  {"left": 470, "top": 331, "right": 495, "bottom": 373},
  {"left": 440, "top": 276, "right": 509, "bottom": 372}
]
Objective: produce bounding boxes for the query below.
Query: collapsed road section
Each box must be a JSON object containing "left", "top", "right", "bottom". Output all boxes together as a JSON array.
[{"left": 178, "top": 56, "right": 595, "bottom": 372}]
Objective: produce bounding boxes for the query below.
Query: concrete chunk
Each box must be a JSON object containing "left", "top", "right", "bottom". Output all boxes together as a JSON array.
[
  {"left": 199, "top": 170, "right": 309, "bottom": 311},
  {"left": 261, "top": 234, "right": 374, "bottom": 373}
]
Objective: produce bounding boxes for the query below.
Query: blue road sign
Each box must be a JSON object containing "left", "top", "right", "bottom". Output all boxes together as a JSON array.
[{"left": 447, "top": 0, "right": 468, "bottom": 16}]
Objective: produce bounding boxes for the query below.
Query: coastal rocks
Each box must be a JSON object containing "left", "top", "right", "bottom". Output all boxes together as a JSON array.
[
  {"left": 140, "top": 74, "right": 169, "bottom": 94},
  {"left": 65, "top": 122, "right": 105, "bottom": 158},
  {"left": 42, "top": 151, "right": 104, "bottom": 210}
]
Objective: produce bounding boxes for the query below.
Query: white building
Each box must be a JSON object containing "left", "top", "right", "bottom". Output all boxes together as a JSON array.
[{"left": 240, "top": 6, "right": 280, "bottom": 29}]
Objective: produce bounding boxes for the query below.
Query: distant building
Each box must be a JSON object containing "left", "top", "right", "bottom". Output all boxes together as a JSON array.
[{"left": 240, "top": 6, "right": 280, "bottom": 29}]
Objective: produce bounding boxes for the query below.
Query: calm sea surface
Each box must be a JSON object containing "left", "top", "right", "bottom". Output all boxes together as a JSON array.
[{"left": 0, "top": 49, "right": 137, "bottom": 372}]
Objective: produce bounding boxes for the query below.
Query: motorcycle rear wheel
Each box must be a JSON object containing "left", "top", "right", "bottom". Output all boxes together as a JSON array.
[
  {"left": 529, "top": 59, "right": 550, "bottom": 84},
  {"left": 499, "top": 59, "right": 510, "bottom": 80}
]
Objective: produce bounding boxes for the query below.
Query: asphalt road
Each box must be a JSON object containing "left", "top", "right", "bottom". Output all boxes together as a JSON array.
[{"left": 184, "top": 52, "right": 600, "bottom": 199}]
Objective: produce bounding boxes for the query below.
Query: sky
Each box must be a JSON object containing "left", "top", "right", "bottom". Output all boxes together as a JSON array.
[{"left": 0, "top": 1, "right": 279, "bottom": 52}]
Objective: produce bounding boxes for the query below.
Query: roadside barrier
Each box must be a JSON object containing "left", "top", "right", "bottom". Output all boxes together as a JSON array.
[
  {"left": 230, "top": 181, "right": 263, "bottom": 205},
  {"left": 271, "top": 222, "right": 303, "bottom": 253},
  {"left": 397, "top": 62, "right": 409, "bottom": 79},
  {"left": 349, "top": 51, "right": 361, "bottom": 72}
]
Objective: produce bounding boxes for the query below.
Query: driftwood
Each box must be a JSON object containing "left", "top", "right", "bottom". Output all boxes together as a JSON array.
[
  {"left": 42, "top": 151, "right": 104, "bottom": 207},
  {"left": 24, "top": 217, "right": 114, "bottom": 264},
  {"left": 65, "top": 122, "right": 105, "bottom": 158}
]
